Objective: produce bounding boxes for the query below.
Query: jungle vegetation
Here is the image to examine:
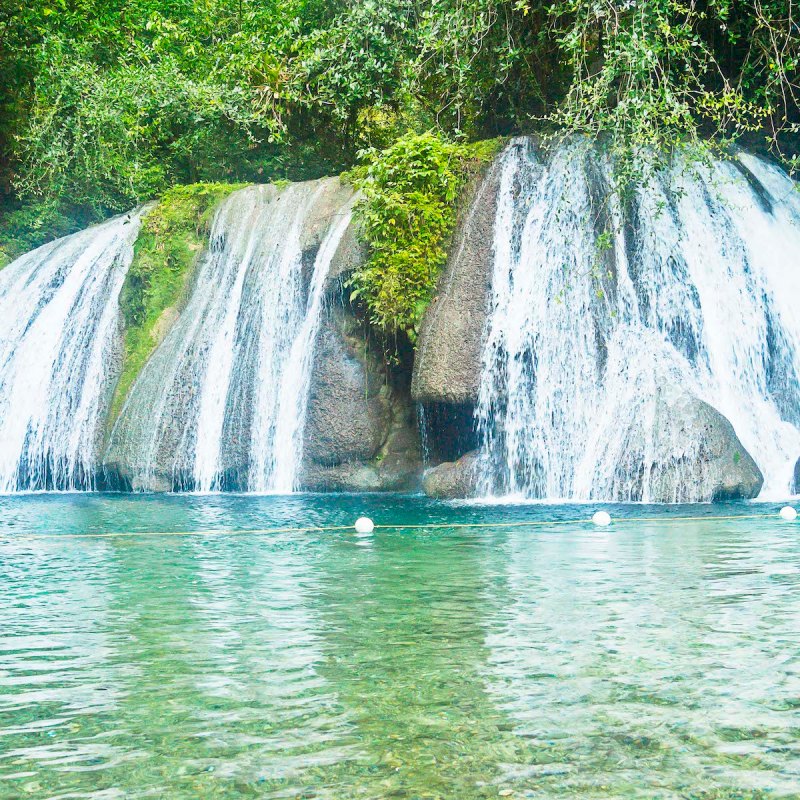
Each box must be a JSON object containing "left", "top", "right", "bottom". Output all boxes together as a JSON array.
[{"left": 1, "top": 0, "right": 799, "bottom": 283}]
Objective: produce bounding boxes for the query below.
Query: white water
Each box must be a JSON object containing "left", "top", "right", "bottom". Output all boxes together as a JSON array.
[
  {"left": 109, "top": 180, "right": 353, "bottom": 492},
  {"left": 254, "top": 200, "right": 355, "bottom": 492},
  {"left": 0, "top": 211, "right": 145, "bottom": 491},
  {"left": 476, "top": 138, "right": 800, "bottom": 501}
]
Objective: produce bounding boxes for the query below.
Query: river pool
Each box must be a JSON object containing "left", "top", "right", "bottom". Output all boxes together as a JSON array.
[{"left": 0, "top": 494, "right": 798, "bottom": 799}]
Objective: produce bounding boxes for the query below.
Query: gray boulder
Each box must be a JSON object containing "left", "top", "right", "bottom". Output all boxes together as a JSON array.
[
  {"left": 593, "top": 386, "right": 764, "bottom": 502},
  {"left": 422, "top": 451, "right": 483, "bottom": 499},
  {"left": 411, "top": 160, "right": 501, "bottom": 404},
  {"left": 652, "top": 392, "right": 763, "bottom": 501}
]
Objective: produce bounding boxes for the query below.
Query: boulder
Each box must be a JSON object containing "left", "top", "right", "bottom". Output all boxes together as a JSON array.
[
  {"left": 649, "top": 392, "right": 763, "bottom": 501},
  {"left": 411, "top": 159, "right": 501, "bottom": 404},
  {"left": 793, "top": 457, "right": 800, "bottom": 494},
  {"left": 587, "top": 385, "right": 764, "bottom": 502},
  {"left": 422, "top": 451, "right": 483, "bottom": 499},
  {"left": 421, "top": 389, "right": 764, "bottom": 502}
]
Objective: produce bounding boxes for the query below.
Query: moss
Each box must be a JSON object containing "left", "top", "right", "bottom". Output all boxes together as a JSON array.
[
  {"left": 346, "top": 133, "right": 503, "bottom": 343},
  {"left": 110, "top": 182, "right": 246, "bottom": 422}
]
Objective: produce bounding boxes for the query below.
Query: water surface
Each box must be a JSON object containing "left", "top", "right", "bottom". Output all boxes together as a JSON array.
[{"left": 1, "top": 494, "right": 798, "bottom": 798}]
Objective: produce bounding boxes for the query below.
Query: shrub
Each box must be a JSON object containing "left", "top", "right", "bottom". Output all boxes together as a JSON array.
[{"left": 348, "top": 132, "right": 501, "bottom": 341}]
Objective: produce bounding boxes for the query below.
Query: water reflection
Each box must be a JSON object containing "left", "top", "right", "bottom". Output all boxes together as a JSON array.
[
  {"left": 310, "top": 528, "right": 527, "bottom": 798},
  {"left": 0, "top": 535, "right": 133, "bottom": 791},
  {"left": 0, "top": 495, "right": 798, "bottom": 799}
]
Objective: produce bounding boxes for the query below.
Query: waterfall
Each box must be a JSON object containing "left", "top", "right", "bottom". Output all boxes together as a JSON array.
[
  {"left": 107, "top": 179, "right": 354, "bottom": 492},
  {"left": 476, "top": 138, "right": 800, "bottom": 501},
  {"left": 251, "top": 196, "right": 354, "bottom": 492},
  {"left": 0, "top": 211, "right": 145, "bottom": 491}
]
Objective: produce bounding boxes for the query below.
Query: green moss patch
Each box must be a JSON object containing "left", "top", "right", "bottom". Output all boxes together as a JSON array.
[
  {"left": 110, "top": 182, "right": 245, "bottom": 423},
  {"left": 346, "top": 132, "right": 502, "bottom": 342}
]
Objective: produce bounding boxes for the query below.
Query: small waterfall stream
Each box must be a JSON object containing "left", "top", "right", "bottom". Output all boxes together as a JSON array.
[
  {"left": 476, "top": 138, "right": 800, "bottom": 501},
  {"left": 108, "top": 179, "right": 354, "bottom": 492},
  {"left": 0, "top": 211, "right": 145, "bottom": 491}
]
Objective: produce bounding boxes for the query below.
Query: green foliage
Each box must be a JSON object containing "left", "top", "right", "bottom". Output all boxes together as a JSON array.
[
  {"left": 16, "top": 42, "right": 260, "bottom": 214},
  {"left": 348, "top": 132, "right": 501, "bottom": 339},
  {"left": 0, "top": 199, "right": 94, "bottom": 267},
  {"left": 111, "top": 181, "right": 244, "bottom": 421},
  {"left": 2, "top": 0, "right": 800, "bottom": 256},
  {"left": 542, "top": 0, "right": 799, "bottom": 167}
]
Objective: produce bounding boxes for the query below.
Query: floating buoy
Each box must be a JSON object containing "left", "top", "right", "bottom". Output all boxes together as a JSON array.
[
  {"left": 592, "top": 511, "right": 611, "bottom": 527},
  {"left": 354, "top": 517, "right": 375, "bottom": 534},
  {"left": 779, "top": 506, "right": 797, "bottom": 521}
]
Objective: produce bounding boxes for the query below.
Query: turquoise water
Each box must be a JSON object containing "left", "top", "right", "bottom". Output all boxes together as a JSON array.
[{"left": 1, "top": 495, "right": 799, "bottom": 799}]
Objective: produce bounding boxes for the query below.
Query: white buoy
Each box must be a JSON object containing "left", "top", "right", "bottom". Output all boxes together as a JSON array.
[
  {"left": 592, "top": 511, "right": 611, "bottom": 527},
  {"left": 354, "top": 517, "right": 375, "bottom": 534},
  {"left": 779, "top": 506, "right": 797, "bottom": 521}
]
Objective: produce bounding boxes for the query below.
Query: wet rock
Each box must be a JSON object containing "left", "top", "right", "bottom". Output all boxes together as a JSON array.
[
  {"left": 411, "top": 161, "right": 501, "bottom": 404},
  {"left": 420, "top": 389, "right": 763, "bottom": 502},
  {"left": 422, "top": 451, "right": 482, "bottom": 499},
  {"left": 324, "top": 206, "right": 367, "bottom": 287},
  {"left": 614, "top": 388, "right": 764, "bottom": 502},
  {"left": 303, "top": 310, "right": 389, "bottom": 465},
  {"left": 793, "top": 457, "right": 800, "bottom": 493},
  {"left": 300, "top": 306, "right": 421, "bottom": 491}
]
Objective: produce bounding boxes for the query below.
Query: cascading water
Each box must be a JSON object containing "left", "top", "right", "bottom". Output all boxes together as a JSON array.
[
  {"left": 0, "top": 211, "right": 146, "bottom": 491},
  {"left": 476, "top": 138, "right": 800, "bottom": 501},
  {"left": 107, "top": 179, "right": 354, "bottom": 492}
]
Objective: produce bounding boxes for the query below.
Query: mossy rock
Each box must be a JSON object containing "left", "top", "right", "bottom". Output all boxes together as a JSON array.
[{"left": 109, "top": 182, "right": 247, "bottom": 423}]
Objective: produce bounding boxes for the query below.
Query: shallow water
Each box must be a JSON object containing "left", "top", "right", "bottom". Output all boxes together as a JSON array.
[{"left": 1, "top": 494, "right": 799, "bottom": 799}]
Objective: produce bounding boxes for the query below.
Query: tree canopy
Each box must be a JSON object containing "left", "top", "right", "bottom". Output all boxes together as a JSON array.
[{"left": 1, "top": 0, "right": 798, "bottom": 256}]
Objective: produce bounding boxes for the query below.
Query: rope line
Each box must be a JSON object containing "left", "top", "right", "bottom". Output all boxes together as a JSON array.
[{"left": 0, "top": 512, "right": 783, "bottom": 540}]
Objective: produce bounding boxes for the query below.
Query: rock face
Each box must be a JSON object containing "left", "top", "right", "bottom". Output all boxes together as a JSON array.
[
  {"left": 302, "top": 313, "right": 387, "bottom": 465},
  {"left": 411, "top": 160, "right": 501, "bottom": 405},
  {"left": 412, "top": 137, "right": 779, "bottom": 503},
  {"left": 98, "top": 154, "right": 778, "bottom": 501},
  {"left": 104, "top": 179, "right": 421, "bottom": 493},
  {"left": 793, "top": 458, "right": 800, "bottom": 494},
  {"left": 324, "top": 208, "right": 366, "bottom": 286},
  {"left": 633, "top": 390, "right": 764, "bottom": 502},
  {"left": 422, "top": 452, "right": 482, "bottom": 499},
  {"left": 300, "top": 304, "right": 421, "bottom": 491}
]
